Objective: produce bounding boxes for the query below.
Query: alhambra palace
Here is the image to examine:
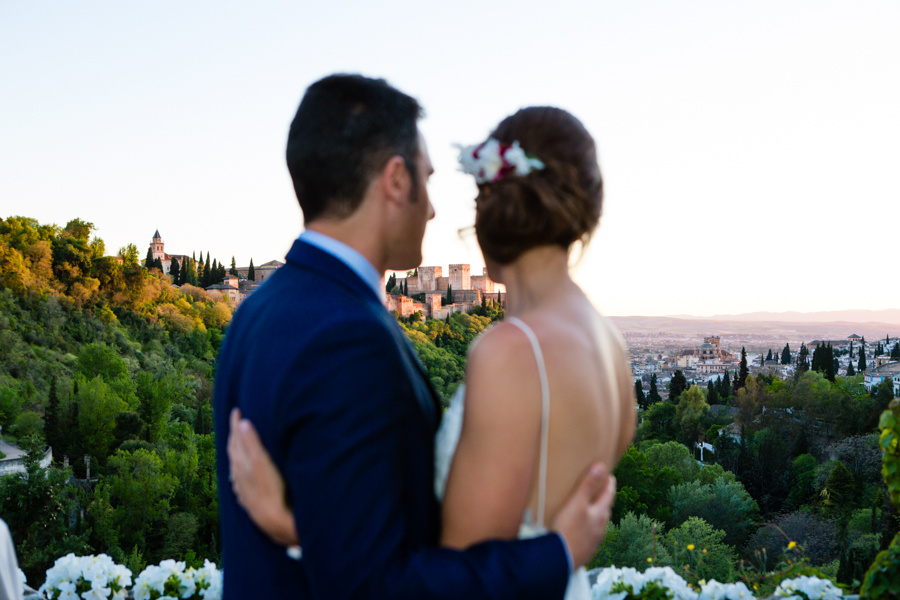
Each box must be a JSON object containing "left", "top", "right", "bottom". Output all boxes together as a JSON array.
[
  {"left": 386, "top": 265, "right": 503, "bottom": 320},
  {"left": 150, "top": 232, "right": 501, "bottom": 318}
]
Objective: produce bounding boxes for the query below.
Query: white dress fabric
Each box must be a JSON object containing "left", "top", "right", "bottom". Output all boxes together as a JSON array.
[
  {"left": 0, "top": 519, "right": 23, "bottom": 600},
  {"left": 434, "top": 317, "right": 591, "bottom": 600}
]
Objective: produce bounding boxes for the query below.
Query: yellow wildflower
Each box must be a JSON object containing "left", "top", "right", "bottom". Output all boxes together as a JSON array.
[
  {"left": 702, "top": 549, "right": 708, "bottom": 554},
  {"left": 687, "top": 544, "right": 695, "bottom": 551},
  {"left": 788, "top": 541, "right": 797, "bottom": 549},
  {"left": 647, "top": 558, "right": 653, "bottom": 563}
]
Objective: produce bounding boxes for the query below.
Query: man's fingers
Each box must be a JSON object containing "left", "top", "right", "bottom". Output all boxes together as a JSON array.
[
  {"left": 227, "top": 409, "right": 241, "bottom": 465},
  {"left": 580, "top": 462, "right": 609, "bottom": 503},
  {"left": 587, "top": 474, "right": 616, "bottom": 534},
  {"left": 238, "top": 418, "right": 266, "bottom": 466}
]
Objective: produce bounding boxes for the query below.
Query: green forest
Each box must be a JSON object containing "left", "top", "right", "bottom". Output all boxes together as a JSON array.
[
  {"left": 1, "top": 214, "right": 897, "bottom": 594},
  {"left": 592, "top": 366, "right": 896, "bottom": 594}
]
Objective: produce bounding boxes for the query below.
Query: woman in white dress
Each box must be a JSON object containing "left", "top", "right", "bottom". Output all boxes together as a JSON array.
[{"left": 229, "top": 106, "right": 635, "bottom": 599}]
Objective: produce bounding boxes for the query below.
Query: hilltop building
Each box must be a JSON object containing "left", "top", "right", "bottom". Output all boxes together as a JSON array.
[
  {"left": 149, "top": 231, "right": 283, "bottom": 304},
  {"left": 234, "top": 260, "right": 284, "bottom": 285},
  {"left": 150, "top": 230, "right": 189, "bottom": 275}
]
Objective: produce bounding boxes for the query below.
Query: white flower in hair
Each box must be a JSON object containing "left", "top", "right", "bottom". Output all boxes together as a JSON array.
[
  {"left": 455, "top": 138, "right": 544, "bottom": 184},
  {"left": 504, "top": 141, "right": 544, "bottom": 176}
]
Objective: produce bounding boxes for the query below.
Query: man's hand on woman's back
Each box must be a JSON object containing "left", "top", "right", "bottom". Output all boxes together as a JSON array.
[{"left": 551, "top": 463, "right": 616, "bottom": 569}]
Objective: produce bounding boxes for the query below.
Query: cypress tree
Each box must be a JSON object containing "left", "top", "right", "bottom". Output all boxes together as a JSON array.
[
  {"left": 826, "top": 343, "right": 836, "bottom": 382},
  {"left": 669, "top": 370, "right": 687, "bottom": 401},
  {"left": 248, "top": 258, "right": 255, "bottom": 281},
  {"left": 648, "top": 374, "right": 662, "bottom": 404},
  {"left": 794, "top": 343, "right": 808, "bottom": 374},
  {"left": 169, "top": 257, "right": 180, "bottom": 283},
  {"left": 719, "top": 373, "right": 732, "bottom": 398},
  {"left": 144, "top": 247, "right": 154, "bottom": 268},
  {"left": 44, "top": 378, "right": 61, "bottom": 460},
  {"left": 891, "top": 342, "right": 900, "bottom": 360},
  {"left": 203, "top": 253, "right": 212, "bottom": 287},
  {"left": 847, "top": 361, "right": 856, "bottom": 376},
  {"left": 707, "top": 380, "right": 720, "bottom": 405},
  {"left": 737, "top": 347, "right": 749, "bottom": 390},
  {"left": 230, "top": 257, "right": 238, "bottom": 277},
  {"left": 733, "top": 371, "right": 740, "bottom": 392},
  {"left": 781, "top": 343, "right": 791, "bottom": 365},
  {"left": 188, "top": 258, "right": 199, "bottom": 286},
  {"left": 766, "top": 349, "right": 772, "bottom": 362},
  {"left": 447, "top": 283, "right": 452, "bottom": 304},
  {"left": 635, "top": 380, "right": 646, "bottom": 409},
  {"left": 858, "top": 338, "right": 867, "bottom": 373}
]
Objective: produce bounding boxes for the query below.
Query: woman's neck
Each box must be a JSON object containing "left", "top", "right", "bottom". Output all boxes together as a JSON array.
[{"left": 500, "top": 246, "right": 575, "bottom": 317}]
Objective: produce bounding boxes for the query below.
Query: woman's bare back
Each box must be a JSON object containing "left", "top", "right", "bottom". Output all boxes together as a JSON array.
[
  {"left": 440, "top": 282, "right": 635, "bottom": 548},
  {"left": 514, "top": 289, "right": 635, "bottom": 526}
]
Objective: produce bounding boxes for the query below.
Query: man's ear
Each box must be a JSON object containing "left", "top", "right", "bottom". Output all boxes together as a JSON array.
[{"left": 379, "top": 156, "right": 412, "bottom": 207}]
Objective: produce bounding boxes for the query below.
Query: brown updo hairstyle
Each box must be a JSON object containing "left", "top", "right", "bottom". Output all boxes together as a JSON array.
[{"left": 474, "top": 107, "right": 602, "bottom": 265}]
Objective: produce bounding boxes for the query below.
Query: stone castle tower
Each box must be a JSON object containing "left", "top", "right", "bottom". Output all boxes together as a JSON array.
[{"left": 449, "top": 264, "right": 470, "bottom": 290}]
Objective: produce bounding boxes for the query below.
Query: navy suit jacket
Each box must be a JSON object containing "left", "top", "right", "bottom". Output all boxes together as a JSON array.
[{"left": 214, "top": 239, "right": 569, "bottom": 599}]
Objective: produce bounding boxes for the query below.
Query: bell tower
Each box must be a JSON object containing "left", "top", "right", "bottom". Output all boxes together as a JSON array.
[{"left": 151, "top": 230, "right": 165, "bottom": 260}]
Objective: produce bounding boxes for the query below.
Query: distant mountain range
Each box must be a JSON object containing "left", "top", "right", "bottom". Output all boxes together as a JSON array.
[
  {"left": 663, "top": 309, "right": 900, "bottom": 325},
  {"left": 607, "top": 310, "right": 900, "bottom": 340}
]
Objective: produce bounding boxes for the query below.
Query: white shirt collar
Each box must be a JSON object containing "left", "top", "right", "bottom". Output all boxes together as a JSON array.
[{"left": 298, "top": 230, "right": 384, "bottom": 301}]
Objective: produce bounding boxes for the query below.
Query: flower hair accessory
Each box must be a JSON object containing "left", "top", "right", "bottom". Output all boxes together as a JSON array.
[{"left": 455, "top": 138, "right": 545, "bottom": 184}]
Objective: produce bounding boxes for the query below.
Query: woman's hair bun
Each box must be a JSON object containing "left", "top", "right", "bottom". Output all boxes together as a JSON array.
[{"left": 475, "top": 107, "right": 602, "bottom": 265}]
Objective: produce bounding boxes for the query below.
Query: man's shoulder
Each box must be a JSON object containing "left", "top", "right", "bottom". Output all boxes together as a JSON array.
[{"left": 223, "top": 276, "right": 396, "bottom": 365}]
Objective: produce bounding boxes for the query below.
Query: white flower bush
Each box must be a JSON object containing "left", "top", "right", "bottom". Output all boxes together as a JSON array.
[
  {"left": 133, "top": 559, "right": 222, "bottom": 600},
  {"left": 592, "top": 566, "right": 696, "bottom": 600},
  {"left": 774, "top": 576, "right": 843, "bottom": 600},
  {"left": 37, "top": 553, "right": 132, "bottom": 600},
  {"left": 591, "top": 567, "right": 842, "bottom": 600},
  {"left": 698, "top": 580, "right": 755, "bottom": 600}
]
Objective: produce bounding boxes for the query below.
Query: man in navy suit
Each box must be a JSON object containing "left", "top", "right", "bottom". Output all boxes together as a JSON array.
[{"left": 214, "top": 74, "right": 614, "bottom": 599}]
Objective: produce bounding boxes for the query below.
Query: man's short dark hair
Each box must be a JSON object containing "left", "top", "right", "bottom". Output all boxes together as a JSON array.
[{"left": 286, "top": 74, "right": 423, "bottom": 223}]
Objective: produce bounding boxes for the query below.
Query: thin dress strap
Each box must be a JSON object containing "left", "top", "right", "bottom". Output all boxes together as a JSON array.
[{"left": 506, "top": 316, "right": 550, "bottom": 528}]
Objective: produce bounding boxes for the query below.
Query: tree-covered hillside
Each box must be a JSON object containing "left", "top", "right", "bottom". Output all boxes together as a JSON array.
[
  {"left": 0, "top": 215, "right": 503, "bottom": 587},
  {"left": 0, "top": 216, "right": 232, "bottom": 584}
]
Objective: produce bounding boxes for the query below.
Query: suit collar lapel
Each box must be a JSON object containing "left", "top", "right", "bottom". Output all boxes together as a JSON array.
[{"left": 285, "top": 239, "right": 382, "bottom": 304}]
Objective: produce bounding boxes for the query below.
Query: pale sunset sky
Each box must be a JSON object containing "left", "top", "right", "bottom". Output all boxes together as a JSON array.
[{"left": 1, "top": 1, "right": 898, "bottom": 316}]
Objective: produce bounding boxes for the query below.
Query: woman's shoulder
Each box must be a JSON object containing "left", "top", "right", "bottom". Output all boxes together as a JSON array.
[{"left": 468, "top": 319, "right": 539, "bottom": 363}]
